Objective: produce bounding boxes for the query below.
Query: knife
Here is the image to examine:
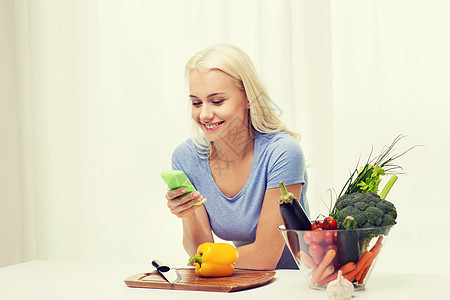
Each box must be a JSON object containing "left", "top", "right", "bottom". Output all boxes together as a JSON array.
[{"left": 151, "top": 260, "right": 181, "bottom": 284}]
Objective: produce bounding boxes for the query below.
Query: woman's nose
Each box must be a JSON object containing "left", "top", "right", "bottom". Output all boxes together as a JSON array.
[{"left": 199, "top": 104, "right": 213, "bottom": 121}]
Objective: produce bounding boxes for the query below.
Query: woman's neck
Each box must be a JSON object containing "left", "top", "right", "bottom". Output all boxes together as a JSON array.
[{"left": 210, "top": 128, "right": 255, "bottom": 165}]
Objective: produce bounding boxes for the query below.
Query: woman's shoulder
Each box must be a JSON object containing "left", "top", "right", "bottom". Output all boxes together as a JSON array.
[
  {"left": 172, "top": 139, "right": 193, "bottom": 156},
  {"left": 172, "top": 138, "right": 209, "bottom": 169},
  {"left": 172, "top": 138, "right": 201, "bottom": 160},
  {"left": 257, "top": 131, "right": 301, "bottom": 152},
  {"left": 174, "top": 137, "right": 212, "bottom": 154},
  {"left": 256, "top": 131, "right": 305, "bottom": 166}
]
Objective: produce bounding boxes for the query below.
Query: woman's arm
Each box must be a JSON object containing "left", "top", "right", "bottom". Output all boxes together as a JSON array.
[
  {"left": 182, "top": 205, "right": 214, "bottom": 257},
  {"left": 234, "top": 183, "right": 303, "bottom": 270},
  {"left": 166, "top": 187, "right": 214, "bottom": 256}
]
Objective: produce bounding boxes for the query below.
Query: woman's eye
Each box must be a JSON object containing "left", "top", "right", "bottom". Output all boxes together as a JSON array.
[
  {"left": 192, "top": 102, "right": 202, "bottom": 107},
  {"left": 212, "top": 99, "right": 224, "bottom": 105}
]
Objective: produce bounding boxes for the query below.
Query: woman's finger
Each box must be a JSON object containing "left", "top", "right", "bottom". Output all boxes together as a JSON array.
[
  {"left": 165, "top": 187, "right": 188, "bottom": 200},
  {"left": 173, "top": 198, "right": 207, "bottom": 218},
  {"left": 167, "top": 193, "right": 206, "bottom": 218},
  {"left": 167, "top": 191, "right": 201, "bottom": 209}
]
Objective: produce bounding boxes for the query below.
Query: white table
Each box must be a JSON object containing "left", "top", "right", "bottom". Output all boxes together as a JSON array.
[{"left": 0, "top": 260, "right": 448, "bottom": 299}]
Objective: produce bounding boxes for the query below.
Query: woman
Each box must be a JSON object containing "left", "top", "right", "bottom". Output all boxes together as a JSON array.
[{"left": 166, "top": 43, "right": 309, "bottom": 270}]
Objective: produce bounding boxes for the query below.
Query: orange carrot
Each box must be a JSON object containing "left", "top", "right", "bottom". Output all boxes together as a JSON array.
[
  {"left": 358, "top": 264, "right": 372, "bottom": 284},
  {"left": 317, "top": 271, "right": 338, "bottom": 285},
  {"left": 357, "top": 253, "right": 377, "bottom": 283},
  {"left": 310, "top": 249, "right": 336, "bottom": 286},
  {"left": 339, "top": 262, "right": 356, "bottom": 275},
  {"left": 355, "top": 262, "right": 368, "bottom": 281},
  {"left": 298, "top": 250, "right": 318, "bottom": 270},
  {"left": 343, "top": 269, "right": 356, "bottom": 282},
  {"left": 318, "top": 261, "right": 356, "bottom": 285},
  {"left": 344, "top": 251, "right": 373, "bottom": 282},
  {"left": 375, "top": 235, "right": 384, "bottom": 246},
  {"left": 369, "top": 236, "right": 384, "bottom": 257},
  {"left": 319, "top": 265, "right": 335, "bottom": 282},
  {"left": 357, "top": 239, "right": 384, "bottom": 284},
  {"left": 369, "top": 243, "right": 382, "bottom": 257},
  {"left": 355, "top": 251, "right": 375, "bottom": 281},
  {"left": 356, "top": 235, "right": 385, "bottom": 283}
]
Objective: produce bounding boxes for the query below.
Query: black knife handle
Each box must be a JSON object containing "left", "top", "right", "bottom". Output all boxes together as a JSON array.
[{"left": 152, "top": 260, "right": 170, "bottom": 272}]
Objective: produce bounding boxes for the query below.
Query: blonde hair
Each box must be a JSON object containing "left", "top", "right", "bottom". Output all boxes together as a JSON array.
[{"left": 185, "top": 43, "right": 299, "bottom": 156}]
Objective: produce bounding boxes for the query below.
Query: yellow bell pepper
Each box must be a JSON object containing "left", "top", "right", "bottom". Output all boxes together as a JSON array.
[{"left": 188, "top": 243, "right": 239, "bottom": 277}]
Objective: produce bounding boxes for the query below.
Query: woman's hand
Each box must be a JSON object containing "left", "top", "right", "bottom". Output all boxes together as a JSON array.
[{"left": 165, "top": 187, "right": 206, "bottom": 218}]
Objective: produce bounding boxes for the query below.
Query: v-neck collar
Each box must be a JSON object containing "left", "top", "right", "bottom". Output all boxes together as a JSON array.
[{"left": 206, "top": 131, "right": 260, "bottom": 200}]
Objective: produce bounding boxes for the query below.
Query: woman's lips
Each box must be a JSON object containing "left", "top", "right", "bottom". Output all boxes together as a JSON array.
[{"left": 203, "top": 121, "right": 224, "bottom": 131}]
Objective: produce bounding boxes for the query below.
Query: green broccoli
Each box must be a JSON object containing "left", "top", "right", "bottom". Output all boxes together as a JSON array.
[{"left": 331, "top": 192, "right": 397, "bottom": 253}]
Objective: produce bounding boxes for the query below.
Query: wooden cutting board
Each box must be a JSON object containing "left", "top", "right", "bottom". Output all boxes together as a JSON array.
[{"left": 124, "top": 267, "right": 276, "bottom": 292}]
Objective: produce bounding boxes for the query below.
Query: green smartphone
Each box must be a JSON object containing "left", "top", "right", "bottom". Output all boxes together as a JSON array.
[{"left": 161, "top": 170, "right": 202, "bottom": 205}]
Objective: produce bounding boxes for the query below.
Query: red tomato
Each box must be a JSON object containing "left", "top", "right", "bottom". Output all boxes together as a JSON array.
[
  {"left": 323, "top": 231, "right": 337, "bottom": 245},
  {"left": 312, "top": 255, "right": 323, "bottom": 266},
  {"left": 325, "top": 244, "right": 338, "bottom": 254},
  {"left": 311, "top": 228, "right": 324, "bottom": 244},
  {"left": 308, "top": 242, "right": 325, "bottom": 258},
  {"left": 311, "top": 220, "right": 323, "bottom": 230},
  {"left": 303, "top": 231, "right": 313, "bottom": 245},
  {"left": 323, "top": 216, "right": 338, "bottom": 230}
]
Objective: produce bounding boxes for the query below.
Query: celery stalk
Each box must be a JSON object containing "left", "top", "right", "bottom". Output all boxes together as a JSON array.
[{"left": 379, "top": 175, "right": 398, "bottom": 199}]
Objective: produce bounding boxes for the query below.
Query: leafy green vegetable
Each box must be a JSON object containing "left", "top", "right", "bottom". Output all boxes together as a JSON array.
[
  {"left": 356, "top": 165, "right": 385, "bottom": 193},
  {"left": 337, "top": 135, "right": 417, "bottom": 199}
]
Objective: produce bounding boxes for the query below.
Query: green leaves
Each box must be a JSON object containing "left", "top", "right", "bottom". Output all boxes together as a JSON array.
[
  {"left": 331, "top": 135, "right": 418, "bottom": 218},
  {"left": 338, "top": 135, "right": 418, "bottom": 199},
  {"left": 355, "top": 165, "right": 386, "bottom": 193}
]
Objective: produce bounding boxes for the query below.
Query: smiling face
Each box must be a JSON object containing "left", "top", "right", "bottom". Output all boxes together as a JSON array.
[{"left": 189, "top": 69, "right": 251, "bottom": 145}]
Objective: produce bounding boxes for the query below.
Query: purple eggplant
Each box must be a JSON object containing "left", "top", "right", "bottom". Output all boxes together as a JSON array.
[
  {"left": 279, "top": 181, "right": 311, "bottom": 230},
  {"left": 279, "top": 182, "right": 311, "bottom": 255}
]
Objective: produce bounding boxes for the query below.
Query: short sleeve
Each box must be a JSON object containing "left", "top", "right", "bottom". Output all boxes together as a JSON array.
[
  {"left": 171, "top": 143, "right": 186, "bottom": 171},
  {"left": 170, "top": 139, "right": 208, "bottom": 189},
  {"left": 266, "top": 136, "right": 306, "bottom": 189},
  {"left": 171, "top": 139, "right": 198, "bottom": 173}
]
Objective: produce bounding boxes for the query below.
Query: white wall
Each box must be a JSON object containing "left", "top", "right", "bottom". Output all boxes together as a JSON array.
[
  {"left": 1, "top": 0, "right": 450, "bottom": 275},
  {"left": 0, "top": 0, "right": 22, "bottom": 268},
  {"left": 328, "top": 0, "right": 450, "bottom": 275}
]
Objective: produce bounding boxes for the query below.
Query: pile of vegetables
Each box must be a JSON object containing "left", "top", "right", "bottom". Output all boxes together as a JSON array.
[{"left": 279, "top": 135, "right": 417, "bottom": 289}]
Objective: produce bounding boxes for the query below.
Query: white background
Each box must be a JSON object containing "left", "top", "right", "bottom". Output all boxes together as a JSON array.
[{"left": 1, "top": 0, "right": 450, "bottom": 275}]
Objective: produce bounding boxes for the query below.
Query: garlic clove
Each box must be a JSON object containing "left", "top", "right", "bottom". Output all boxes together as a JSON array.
[{"left": 326, "top": 270, "right": 354, "bottom": 300}]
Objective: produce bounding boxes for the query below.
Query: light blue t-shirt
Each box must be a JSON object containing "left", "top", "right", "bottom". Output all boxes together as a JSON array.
[{"left": 171, "top": 131, "right": 309, "bottom": 269}]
